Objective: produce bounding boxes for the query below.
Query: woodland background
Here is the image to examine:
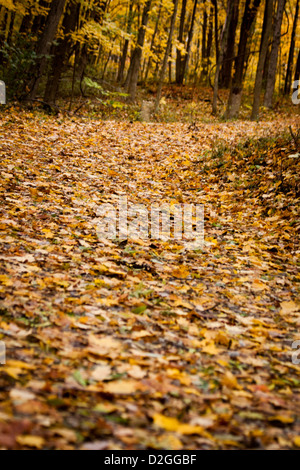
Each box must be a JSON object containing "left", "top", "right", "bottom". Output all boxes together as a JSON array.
[{"left": 0, "top": 0, "right": 300, "bottom": 119}]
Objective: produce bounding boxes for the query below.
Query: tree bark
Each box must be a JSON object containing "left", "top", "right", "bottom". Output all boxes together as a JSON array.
[
  {"left": 44, "top": 1, "right": 79, "bottom": 105},
  {"left": 226, "top": 0, "right": 262, "bottom": 119},
  {"left": 144, "top": 0, "right": 162, "bottom": 82},
  {"left": 264, "top": 0, "right": 286, "bottom": 108},
  {"left": 212, "top": 0, "right": 219, "bottom": 64},
  {"left": 117, "top": 0, "right": 134, "bottom": 83},
  {"left": 155, "top": 0, "right": 179, "bottom": 112},
  {"left": 6, "top": 10, "right": 15, "bottom": 44},
  {"left": 295, "top": 49, "right": 300, "bottom": 82},
  {"left": 126, "top": 0, "right": 152, "bottom": 101},
  {"left": 219, "top": 0, "right": 239, "bottom": 88},
  {"left": 200, "top": 3, "right": 213, "bottom": 83},
  {"left": 182, "top": 0, "right": 198, "bottom": 82},
  {"left": 31, "top": 0, "right": 48, "bottom": 35},
  {"left": 251, "top": 0, "right": 274, "bottom": 120},
  {"left": 19, "top": 8, "right": 33, "bottom": 34},
  {"left": 284, "top": 0, "right": 299, "bottom": 95},
  {"left": 212, "top": 0, "right": 236, "bottom": 115},
  {"left": 176, "top": 0, "right": 187, "bottom": 84},
  {"left": 28, "top": 0, "right": 67, "bottom": 100}
]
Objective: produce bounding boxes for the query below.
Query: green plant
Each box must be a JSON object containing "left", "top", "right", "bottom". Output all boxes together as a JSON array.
[{"left": 0, "top": 36, "right": 38, "bottom": 100}]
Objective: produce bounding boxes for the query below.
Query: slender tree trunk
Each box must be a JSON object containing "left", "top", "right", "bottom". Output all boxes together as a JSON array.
[
  {"left": 6, "top": 11, "right": 15, "bottom": 44},
  {"left": 117, "top": 0, "right": 134, "bottom": 83},
  {"left": 44, "top": 1, "right": 79, "bottom": 105},
  {"left": 226, "top": 0, "right": 262, "bottom": 119},
  {"left": 176, "top": 0, "right": 187, "bottom": 84},
  {"left": 193, "top": 33, "right": 200, "bottom": 81},
  {"left": 182, "top": 0, "right": 198, "bottom": 81},
  {"left": 77, "top": 43, "right": 88, "bottom": 91},
  {"left": 295, "top": 49, "right": 300, "bottom": 82},
  {"left": 200, "top": 1, "right": 207, "bottom": 81},
  {"left": 144, "top": 0, "right": 162, "bottom": 81},
  {"left": 28, "top": 0, "right": 67, "bottom": 100},
  {"left": 212, "top": 0, "right": 236, "bottom": 114},
  {"left": 212, "top": 0, "right": 219, "bottom": 64},
  {"left": 0, "top": 5, "right": 5, "bottom": 28},
  {"left": 126, "top": 0, "right": 152, "bottom": 101},
  {"left": 155, "top": 0, "right": 179, "bottom": 112},
  {"left": 102, "top": 47, "right": 113, "bottom": 80},
  {"left": 169, "top": 43, "right": 173, "bottom": 82},
  {"left": 219, "top": 0, "right": 239, "bottom": 88},
  {"left": 251, "top": 0, "right": 274, "bottom": 120},
  {"left": 264, "top": 0, "right": 286, "bottom": 108},
  {"left": 31, "top": 0, "right": 49, "bottom": 35},
  {"left": 0, "top": 7, "right": 7, "bottom": 63},
  {"left": 19, "top": 9, "right": 33, "bottom": 34},
  {"left": 284, "top": 0, "right": 299, "bottom": 95},
  {"left": 200, "top": 4, "right": 213, "bottom": 83}
]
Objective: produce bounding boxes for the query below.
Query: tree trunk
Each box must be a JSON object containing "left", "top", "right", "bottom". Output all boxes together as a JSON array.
[
  {"left": 6, "top": 10, "right": 15, "bottom": 44},
  {"left": 200, "top": 1, "right": 207, "bottom": 81},
  {"left": 117, "top": 0, "right": 134, "bottom": 83},
  {"left": 28, "top": 0, "right": 67, "bottom": 100},
  {"left": 44, "top": 1, "right": 79, "bottom": 105},
  {"left": 182, "top": 0, "right": 198, "bottom": 81},
  {"left": 251, "top": 0, "right": 274, "bottom": 120},
  {"left": 295, "top": 49, "right": 300, "bottom": 82},
  {"left": 226, "top": 0, "right": 262, "bottom": 119},
  {"left": 284, "top": 0, "right": 299, "bottom": 95},
  {"left": 200, "top": 3, "right": 213, "bottom": 83},
  {"left": 212, "top": 0, "right": 219, "bottom": 64},
  {"left": 31, "top": 0, "right": 49, "bottom": 35},
  {"left": 219, "top": 0, "right": 239, "bottom": 88},
  {"left": 212, "top": 0, "right": 237, "bottom": 115},
  {"left": 126, "top": 0, "right": 152, "bottom": 101},
  {"left": 176, "top": 0, "right": 187, "bottom": 84},
  {"left": 19, "top": 8, "right": 33, "bottom": 34},
  {"left": 144, "top": 0, "right": 162, "bottom": 81},
  {"left": 0, "top": 7, "right": 7, "bottom": 63},
  {"left": 155, "top": 0, "right": 179, "bottom": 112},
  {"left": 264, "top": 0, "right": 286, "bottom": 108}
]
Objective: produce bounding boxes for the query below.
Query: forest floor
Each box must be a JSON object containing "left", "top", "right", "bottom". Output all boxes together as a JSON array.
[{"left": 0, "top": 103, "right": 300, "bottom": 449}]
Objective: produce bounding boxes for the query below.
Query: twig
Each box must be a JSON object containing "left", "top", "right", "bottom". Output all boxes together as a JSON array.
[{"left": 289, "top": 125, "right": 300, "bottom": 149}]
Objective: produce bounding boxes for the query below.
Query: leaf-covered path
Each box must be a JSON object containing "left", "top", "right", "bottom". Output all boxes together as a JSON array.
[{"left": 0, "top": 110, "right": 300, "bottom": 449}]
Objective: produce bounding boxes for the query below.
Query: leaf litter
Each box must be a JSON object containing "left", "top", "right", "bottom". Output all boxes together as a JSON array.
[{"left": 0, "top": 109, "right": 299, "bottom": 449}]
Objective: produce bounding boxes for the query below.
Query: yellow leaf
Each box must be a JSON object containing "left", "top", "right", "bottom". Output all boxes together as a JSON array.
[
  {"left": 268, "top": 415, "right": 294, "bottom": 424},
  {"left": 16, "top": 435, "right": 45, "bottom": 449},
  {"left": 252, "top": 279, "right": 268, "bottom": 291},
  {"left": 172, "top": 266, "right": 190, "bottom": 279},
  {"left": 293, "top": 436, "right": 300, "bottom": 447},
  {"left": 215, "top": 331, "right": 230, "bottom": 347},
  {"left": 5, "top": 360, "right": 35, "bottom": 370},
  {"left": 221, "top": 371, "right": 239, "bottom": 389},
  {"left": 202, "top": 342, "right": 221, "bottom": 355},
  {"left": 153, "top": 414, "right": 184, "bottom": 432},
  {"left": 153, "top": 414, "right": 212, "bottom": 438},
  {"left": 166, "top": 368, "right": 191, "bottom": 386},
  {"left": 157, "top": 434, "right": 183, "bottom": 450},
  {"left": 0, "top": 275, "right": 13, "bottom": 286},
  {"left": 280, "top": 300, "right": 299, "bottom": 315},
  {"left": 42, "top": 229, "right": 55, "bottom": 239}
]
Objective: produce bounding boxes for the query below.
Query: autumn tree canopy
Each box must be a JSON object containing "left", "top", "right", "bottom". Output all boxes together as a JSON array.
[{"left": 0, "top": 0, "right": 299, "bottom": 117}]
